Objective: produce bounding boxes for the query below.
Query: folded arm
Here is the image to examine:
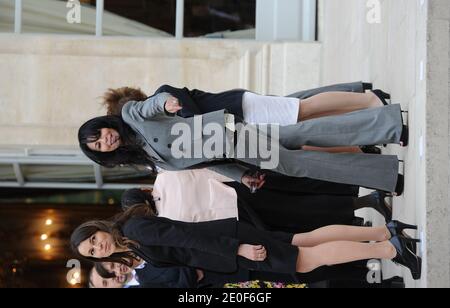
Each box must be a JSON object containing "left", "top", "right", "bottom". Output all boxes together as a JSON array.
[{"left": 122, "top": 92, "right": 175, "bottom": 121}]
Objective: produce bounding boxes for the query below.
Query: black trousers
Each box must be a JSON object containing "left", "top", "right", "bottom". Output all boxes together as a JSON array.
[
  {"left": 228, "top": 180, "right": 357, "bottom": 233},
  {"left": 261, "top": 170, "right": 360, "bottom": 196}
]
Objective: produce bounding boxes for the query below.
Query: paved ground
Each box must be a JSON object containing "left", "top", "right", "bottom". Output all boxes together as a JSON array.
[{"left": 319, "top": 0, "right": 429, "bottom": 288}]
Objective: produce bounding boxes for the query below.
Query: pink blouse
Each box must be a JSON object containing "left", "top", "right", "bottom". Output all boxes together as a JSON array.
[{"left": 152, "top": 169, "right": 239, "bottom": 222}]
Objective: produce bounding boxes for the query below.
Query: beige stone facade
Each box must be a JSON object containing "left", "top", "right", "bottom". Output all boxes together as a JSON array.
[{"left": 0, "top": 34, "right": 320, "bottom": 146}]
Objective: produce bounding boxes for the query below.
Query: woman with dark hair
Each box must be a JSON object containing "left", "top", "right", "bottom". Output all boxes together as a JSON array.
[
  {"left": 120, "top": 169, "right": 394, "bottom": 233},
  {"left": 102, "top": 83, "right": 383, "bottom": 155},
  {"left": 78, "top": 115, "right": 157, "bottom": 170},
  {"left": 78, "top": 89, "right": 407, "bottom": 194},
  {"left": 70, "top": 205, "right": 422, "bottom": 280},
  {"left": 102, "top": 82, "right": 381, "bottom": 123}
]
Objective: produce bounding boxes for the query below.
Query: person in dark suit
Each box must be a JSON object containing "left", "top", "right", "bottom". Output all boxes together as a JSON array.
[
  {"left": 70, "top": 205, "right": 421, "bottom": 281},
  {"left": 101, "top": 82, "right": 374, "bottom": 121},
  {"left": 121, "top": 171, "right": 392, "bottom": 235},
  {"left": 90, "top": 260, "right": 403, "bottom": 288},
  {"left": 94, "top": 260, "right": 307, "bottom": 288}
]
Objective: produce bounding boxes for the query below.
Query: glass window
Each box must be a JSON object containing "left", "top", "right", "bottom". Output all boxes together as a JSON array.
[
  {"left": 184, "top": 0, "right": 256, "bottom": 38},
  {"left": 16, "top": 164, "right": 153, "bottom": 185},
  {"left": 21, "top": 164, "right": 96, "bottom": 183},
  {"left": 0, "top": 0, "right": 15, "bottom": 33},
  {"left": 99, "top": 0, "right": 175, "bottom": 37},
  {"left": 0, "top": 164, "right": 16, "bottom": 182},
  {"left": 21, "top": 0, "right": 95, "bottom": 35},
  {"left": 0, "top": 188, "right": 124, "bottom": 206}
]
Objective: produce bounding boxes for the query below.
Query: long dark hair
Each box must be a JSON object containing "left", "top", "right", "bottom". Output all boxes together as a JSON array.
[
  {"left": 114, "top": 203, "right": 157, "bottom": 227},
  {"left": 121, "top": 188, "right": 158, "bottom": 214},
  {"left": 70, "top": 220, "right": 139, "bottom": 267},
  {"left": 70, "top": 205, "right": 156, "bottom": 267},
  {"left": 78, "top": 115, "right": 156, "bottom": 170}
]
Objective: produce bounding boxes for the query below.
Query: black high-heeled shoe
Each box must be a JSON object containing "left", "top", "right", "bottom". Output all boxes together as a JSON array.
[
  {"left": 394, "top": 174, "right": 404, "bottom": 197},
  {"left": 389, "top": 235, "right": 422, "bottom": 280},
  {"left": 360, "top": 145, "right": 382, "bottom": 155},
  {"left": 387, "top": 220, "right": 418, "bottom": 236},
  {"left": 371, "top": 89, "right": 391, "bottom": 106},
  {"left": 400, "top": 125, "right": 409, "bottom": 147},
  {"left": 371, "top": 191, "right": 392, "bottom": 222},
  {"left": 386, "top": 220, "right": 418, "bottom": 254},
  {"left": 363, "top": 82, "right": 373, "bottom": 91}
]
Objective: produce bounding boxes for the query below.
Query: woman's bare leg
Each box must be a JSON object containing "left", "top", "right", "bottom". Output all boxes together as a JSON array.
[
  {"left": 292, "top": 225, "right": 391, "bottom": 247},
  {"left": 296, "top": 91, "right": 384, "bottom": 154},
  {"left": 302, "top": 145, "right": 363, "bottom": 154},
  {"left": 296, "top": 241, "right": 396, "bottom": 273},
  {"left": 298, "top": 91, "right": 383, "bottom": 121}
]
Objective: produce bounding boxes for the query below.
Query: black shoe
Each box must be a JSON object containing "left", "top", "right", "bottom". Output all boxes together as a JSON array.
[
  {"left": 360, "top": 145, "right": 382, "bottom": 155},
  {"left": 386, "top": 220, "right": 418, "bottom": 255},
  {"left": 400, "top": 125, "right": 409, "bottom": 147},
  {"left": 387, "top": 220, "right": 418, "bottom": 236},
  {"left": 363, "top": 82, "right": 373, "bottom": 91},
  {"left": 395, "top": 174, "right": 404, "bottom": 196},
  {"left": 389, "top": 235, "right": 422, "bottom": 280},
  {"left": 382, "top": 276, "right": 405, "bottom": 288},
  {"left": 371, "top": 89, "right": 391, "bottom": 106},
  {"left": 364, "top": 220, "right": 373, "bottom": 227},
  {"left": 352, "top": 217, "right": 365, "bottom": 226},
  {"left": 371, "top": 191, "right": 392, "bottom": 222}
]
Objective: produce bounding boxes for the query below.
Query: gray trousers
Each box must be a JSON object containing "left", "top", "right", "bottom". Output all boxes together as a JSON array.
[
  {"left": 235, "top": 104, "right": 403, "bottom": 192},
  {"left": 287, "top": 81, "right": 367, "bottom": 99}
]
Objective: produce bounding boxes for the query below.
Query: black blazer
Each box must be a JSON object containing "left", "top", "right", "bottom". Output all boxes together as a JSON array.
[
  {"left": 135, "top": 264, "right": 198, "bottom": 288},
  {"left": 123, "top": 217, "right": 241, "bottom": 274},
  {"left": 154, "top": 85, "right": 246, "bottom": 119}
]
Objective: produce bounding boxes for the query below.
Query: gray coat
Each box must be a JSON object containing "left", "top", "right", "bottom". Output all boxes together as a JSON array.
[{"left": 122, "top": 93, "right": 248, "bottom": 182}]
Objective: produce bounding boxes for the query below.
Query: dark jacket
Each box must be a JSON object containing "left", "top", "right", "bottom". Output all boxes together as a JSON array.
[
  {"left": 123, "top": 217, "right": 241, "bottom": 274},
  {"left": 154, "top": 85, "right": 245, "bottom": 119},
  {"left": 134, "top": 263, "right": 198, "bottom": 288},
  {"left": 122, "top": 216, "right": 298, "bottom": 276}
]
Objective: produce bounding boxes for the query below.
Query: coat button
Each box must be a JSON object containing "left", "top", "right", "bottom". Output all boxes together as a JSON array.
[
  {"left": 167, "top": 144, "right": 172, "bottom": 149},
  {"left": 153, "top": 138, "right": 159, "bottom": 143}
]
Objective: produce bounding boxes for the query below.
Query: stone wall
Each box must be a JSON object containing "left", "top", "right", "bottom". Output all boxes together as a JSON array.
[{"left": 0, "top": 34, "right": 320, "bottom": 146}]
